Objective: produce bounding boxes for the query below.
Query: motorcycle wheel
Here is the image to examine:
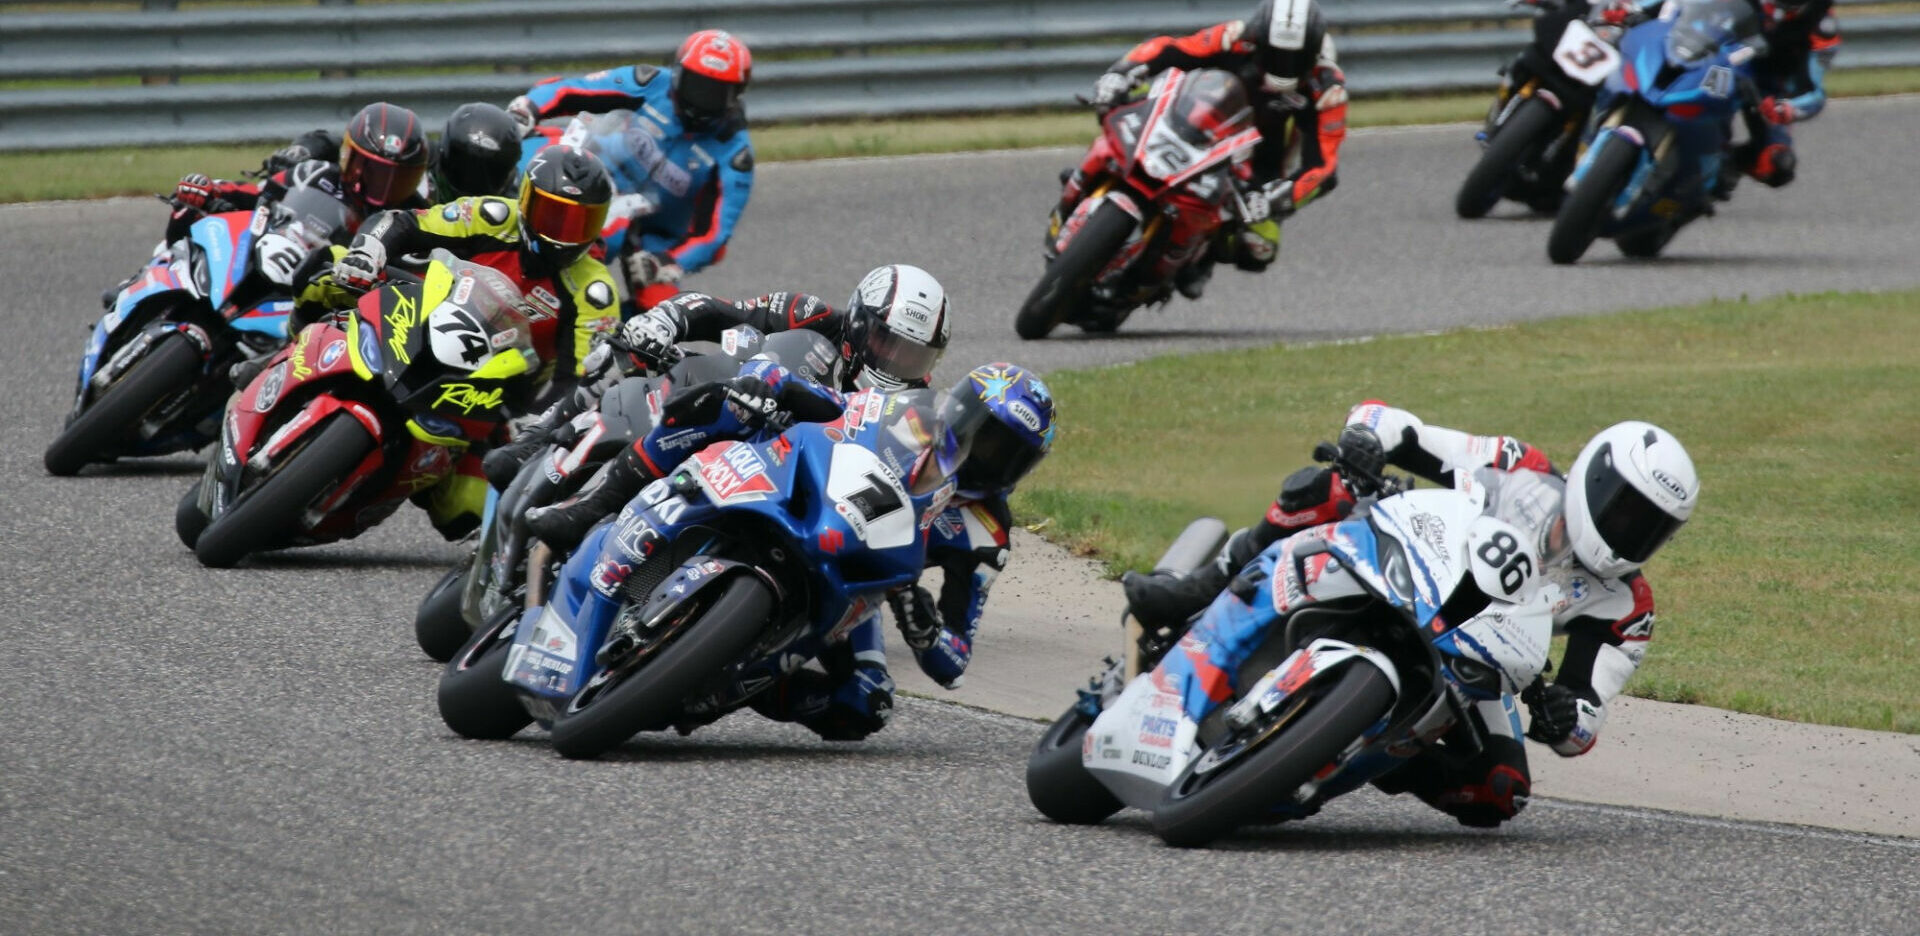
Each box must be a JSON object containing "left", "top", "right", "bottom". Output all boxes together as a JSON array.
[
  {"left": 549, "top": 575, "right": 774, "bottom": 760},
  {"left": 175, "top": 482, "right": 209, "bottom": 549},
  {"left": 1455, "top": 96, "right": 1557, "bottom": 219},
  {"left": 437, "top": 606, "right": 532, "bottom": 740},
  {"left": 1150, "top": 662, "right": 1395, "bottom": 848},
  {"left": 1547, "top": 132, "right": 1640, "bottom": 265},
  {"left": 1014, "top": 199, "right": 1138, "bottom": 340},
  {"left": 1025, "top": 705, "right": 1123, "bottom": 825},
  {"left": 193, "top": 414, "right": 374, "bottom": 568},
  {"left": 1617, "top": 222, "right": 1677, "bottom": 259},
  {"left": 43, "top": 332, "right": 202, "bottom": 476},
  {"left": 415, "top": 566, "right": 472, "bottom": 663}
]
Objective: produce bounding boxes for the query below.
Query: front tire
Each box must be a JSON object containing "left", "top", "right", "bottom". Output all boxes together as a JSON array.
[
  {"left": 1025, "top": 705, "right": 1123, "bottom": 825},
  {"left": 549, "top": 576, "right": 775, "bottom": 760},
  {"left": 1616, "top": 222, "right": 1677, "bottom": 258},
  {"left": 44, "top": 333, "right": 203, "bottom": 476},
  {"left": 1151, "top": 663, "right": 1395, "bottom": 848},
  {"left": 437, "top": 607, "right": 532, "bottom": 740},
  {"left": 1456, "top": 96, "right": 1557, "bottom": 219},
  {"left": 415, "top": 566, "right": 472, "bottom": 663},
  {"left": 175, "top": 482, "right": 209, "bottom": 549},
  {"left": 1014, "top": 199, "right": 1138, "bottom": 340},
  {"left": 1547, "top": 132, "right": 1641, "bottom": 265},
  {"left": 193, "top": 414, "right": 375, "bottom": 568}
]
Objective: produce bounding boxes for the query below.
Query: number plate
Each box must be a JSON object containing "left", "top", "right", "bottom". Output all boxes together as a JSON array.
[{"left": 1553, "top": 20, "right": 1623, "bottom": 87}]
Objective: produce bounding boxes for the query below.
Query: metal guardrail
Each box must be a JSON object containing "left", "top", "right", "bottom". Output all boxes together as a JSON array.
[{"left": 0, "top": 0, "right": 1914, "bottom": 151}]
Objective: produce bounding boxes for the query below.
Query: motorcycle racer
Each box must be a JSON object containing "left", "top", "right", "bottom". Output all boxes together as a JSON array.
[
  {"left": 426, "top": 102, "right": 523, "bottom": 201},
  {"left": 749, "top": 363, "right": 1058, "bottom": 741},
  {"left": 290, "top": 144, "right": 624, "bottom": 539},
  {"left": 1075, "top": 0, "right": 1348, "bottom": 299},
  {"left": 1598, "top": 0, "right": 1840, "bottom": 192},
  {"left": 1123, "top": 401, "right": 1699, "bottom": 827},
  {"left": 522, "top": 264, "right": 954, "bottom": 552},
  {"left": 506, "top": 29, "right": 755, "bottom": 307}
]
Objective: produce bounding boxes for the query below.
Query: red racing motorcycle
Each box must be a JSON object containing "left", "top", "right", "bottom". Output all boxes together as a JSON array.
[{"left": 1015, "top": 67, "right": 1262, "bottom": 339}]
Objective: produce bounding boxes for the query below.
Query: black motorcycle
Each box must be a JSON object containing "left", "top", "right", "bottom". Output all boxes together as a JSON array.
[{"left": 1455, "top": 0, "right": 1622, "bottom": 218}]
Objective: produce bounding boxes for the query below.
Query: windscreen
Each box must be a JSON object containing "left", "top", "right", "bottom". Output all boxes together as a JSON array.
[
  {"left": 1664, "top": 0, "right": 1761, "bottom": 66},
  {"left": 873, "top": 389, "right": 964, "bottom": 496}
]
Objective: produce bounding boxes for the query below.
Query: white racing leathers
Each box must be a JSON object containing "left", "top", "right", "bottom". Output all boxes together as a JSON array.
[{"left": 1345, "top": 400, "right": 1655, "bottom": 756}]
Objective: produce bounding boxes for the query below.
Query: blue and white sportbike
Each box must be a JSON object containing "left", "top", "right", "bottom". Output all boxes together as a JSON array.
[
  {"left": 1547, "top": 0, "right": 1764, "bottom": 264},
  {"left": 44, "top": 173, "right": 348, "bottom": 475},
  {"left": 1028, "top": 466, "right": 1559, "bottom": 847},
  {"left": 437, "top": 387, "right": 963, "bottom": 759}
]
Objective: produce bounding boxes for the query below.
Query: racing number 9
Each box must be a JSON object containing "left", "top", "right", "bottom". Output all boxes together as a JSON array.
[{"left": 1475, "top": 530, "right": 1534, "bottom": 596}]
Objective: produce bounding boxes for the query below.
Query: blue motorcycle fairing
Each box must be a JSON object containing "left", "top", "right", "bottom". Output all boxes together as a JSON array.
[
  {"left": 506, "top": 404, "right": 952, "bottom": 709},
  {"left": 189, "top": 211, "right": 258, "bottom": 310}
]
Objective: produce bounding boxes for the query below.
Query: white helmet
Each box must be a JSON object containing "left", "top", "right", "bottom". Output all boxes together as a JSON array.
[
  {"left": 1564, "top": 421, "right": 1698, "bottom": 578},
  {"left": 844, "top": 264, "right": 951, "bottom": 391}
]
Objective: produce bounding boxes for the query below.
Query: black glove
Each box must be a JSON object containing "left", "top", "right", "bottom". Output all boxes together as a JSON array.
[
  {"left": 723, "top": 375, "right": 785, "bottom": 429},
  {"left": 1523, "top": 681, "right": 1581, "bottom": 745},
  {"left": 887, "top": 586, "right": 943, "bottom": 652}
]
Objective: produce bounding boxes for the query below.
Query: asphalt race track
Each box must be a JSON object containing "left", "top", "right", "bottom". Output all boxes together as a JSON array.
[{"left": 3, "top": 96, "right": 1917, "bottom": 934}]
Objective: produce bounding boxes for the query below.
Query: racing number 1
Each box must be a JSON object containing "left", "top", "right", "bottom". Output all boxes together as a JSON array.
[{"left": 1475, "top": 530, "right": 1533, "bottom": 596}]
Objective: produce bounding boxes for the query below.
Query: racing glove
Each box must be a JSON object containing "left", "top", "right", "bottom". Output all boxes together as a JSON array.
[
  {"left": 506, "top": 95, "right": 538, "bottom": 139},
  {"left": 1090, "top": 65, "right": 1147, "bottom": 107},
  {"left": 1239, "top": 179, "right": 1296, "bottom": 223},
  {"left": 173, "top": 173, "right": 218, "bottom": 211},
  {"left": 331, "top": 237, "right": 388, "bottom": 295},
  {"left": 616, "top": 306, "right": 684, "bottom": 372},
  {"left": 627, "top": 251, "right": 685, "bottom": 293},
  {"left": 1595, "top": 0, "right": 1642, "bottom": 26},
  {"left": 887, "top": 585, "right": 943, "bottom": 652},
  {"left": 1523, "top": 681, "right": 1582, "bottom": 745},
  {"left": 1758, "top": 96, "right": 1801, "bottom": 125},
  {"left": 722, "top": 375, "right": 785, "bottom": 429}
]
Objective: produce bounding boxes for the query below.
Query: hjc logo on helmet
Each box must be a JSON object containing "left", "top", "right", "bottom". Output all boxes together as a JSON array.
[{"left": 1650, "top": 469, "right": 1690, "bottom": 501}]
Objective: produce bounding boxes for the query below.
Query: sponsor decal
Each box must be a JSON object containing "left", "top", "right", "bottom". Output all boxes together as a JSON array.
[
  {"left": 1005, "top": 400, "right": 1043, "bottom": 433},
  {"left": 932, "top": 509, "right": 963, "bottom": 540},
  {"left": 1650, "top": 468, "right": 1689, "bottom": 501},
  {"left": 442, "top": 205, "right": 461, "bottom": 222},
  {"left": 433, "top": 382, "right": 505, "bottom": 413},
  {"left": 1131, "top": 750, "right": 1171, "bottom": 770},
  {"left": 590, "top": 558, "right": 633, "bottom": 596},
  {"left": 528, "top": 286, "right": 562, "bottom": 314},
  {"left": 1408, "top": 512, "right": 1448, "bottom": 552},
  {"left": 288, "top": 330, "right": 315, "bottom": 383},
  {"left": 1138, "top": 714, "right": 1178, "bottom": 749},
  {"left": 319, "top": 339, "right": 346, "bottom": 369},
  {"left": 529, "top": 608, "right": 578, "bottom": 658},
  {"left": 465, "top": 128, "right": 502, "bottom": 152},
  {"left": 819, "top": 528, "right": 845, "bottom": 553},
  {"left": 452, "top": 274, "right": 476, "bottom": 306},
  {"left": 254, "top": 362, "right": 289, "bottom": 413},
  {"left": 489, "top": 327, "right": 520, "bottom": 350},
  {"left": 696, "top": 442, "right": 776, "bottom": 503},
  {"left": 386, "top": 291, "right": 420, "bottom": 364}
]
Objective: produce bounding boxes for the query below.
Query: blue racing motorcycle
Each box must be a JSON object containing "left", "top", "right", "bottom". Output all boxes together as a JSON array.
[
  {"left": 437, "top": 387, "right": 963, "bottom": 759},
  {"left": 1547, "top": 0, "right": 1764, "bottom": 264},
  {"left": 44, "top": 174, "right": 348, "bottom": 475}
]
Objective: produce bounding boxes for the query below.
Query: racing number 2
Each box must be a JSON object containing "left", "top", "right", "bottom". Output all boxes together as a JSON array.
[{"left": 1475, "top": 530, "right": 1533, "bottom": 596}]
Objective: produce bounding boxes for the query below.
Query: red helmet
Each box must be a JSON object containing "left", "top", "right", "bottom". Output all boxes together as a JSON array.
[{"left": 672, "top": 29, "right": 752, "bottom": 132}]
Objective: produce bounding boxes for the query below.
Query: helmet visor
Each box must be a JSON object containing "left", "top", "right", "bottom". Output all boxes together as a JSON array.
[
  {"left": 858, "top": 325, "right": 942, "bottom": 391},
  {"left": 520, "top": 185, "right": 608, "bottom": 247},
  {"left": 342, "top": 139, "right": 426, "bottom": 209},
  {"left": 676, "top": 70, "right": 738, "bottom": 128},
  {"left": 962, "top": 417, "right": 1045, "bottom": 492},
  {"left": 1585, "top": 444, "right": 1684, "bottom": 564}
]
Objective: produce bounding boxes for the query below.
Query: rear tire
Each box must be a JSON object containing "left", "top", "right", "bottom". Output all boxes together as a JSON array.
[
  {"left": 1455, "top": 97, "right": 1557, "bottom": 219},
  {"left": 44, "top": 333, "right": 203, "bottom": 476},
  {"left": 548, "top": 576, "right": 774, "bottom": 760},
  {"left": 415, "top": 566, "right": 472, "bottom": 663},
  {"left": 1014, "top": 200, "right": 1138, "bottom": 340},
  {"left": 1151, "top": 663, "right": 1395, "bottom": 848},
  {"left": 193, "top": 414, "right": 375, "bottom": 568},
  {"left": 437, "top": 607, "right": 532, "bottom": 740},
  {"left": 1025, "top": 705, "right": 1123, "bottom": 825},
  {"left": 1548, "top": 132, "right": 1641, "bottom": 265}
]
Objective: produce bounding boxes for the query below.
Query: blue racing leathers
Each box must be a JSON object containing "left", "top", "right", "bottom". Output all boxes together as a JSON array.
[{"left": 520, "top": 66, "right": 754, "bottom": 274}]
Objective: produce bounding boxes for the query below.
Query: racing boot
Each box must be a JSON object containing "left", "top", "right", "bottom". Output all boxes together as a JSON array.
[
  {"left": 227, "top": 356, "right": 269, "bottom": 390},
  {"left": 481, "top": 401, "right": 569, "bottom": 490},
  {"left": 524, "top": 443, "right": 655, "bottom": 551},
  {"left": 1122, "top": 562, "right": 1231, "bottom": 635},
  {"left": 1175, "top": 256, "right": 1215, "bottom": 301}
]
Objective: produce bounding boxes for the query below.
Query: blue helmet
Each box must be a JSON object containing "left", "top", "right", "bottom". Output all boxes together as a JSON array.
[{"left": 939, "top": 363, "right": 1056, "bottom": 498}]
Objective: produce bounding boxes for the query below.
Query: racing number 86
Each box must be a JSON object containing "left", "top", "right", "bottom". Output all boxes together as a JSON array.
[{"left": 1475, "top": 530, "right": 1533, "bottom": 596}]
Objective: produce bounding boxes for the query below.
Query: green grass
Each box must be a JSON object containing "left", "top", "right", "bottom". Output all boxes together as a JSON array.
[
  {"left": 9, "top": 64, "right": 1919, "bottom": 203},
  {"left": 1013, "top": 289, "right": 1920, "bottom": 734}
]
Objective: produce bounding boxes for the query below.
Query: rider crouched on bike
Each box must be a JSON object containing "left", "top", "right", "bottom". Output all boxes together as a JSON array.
[
  {"left": 1124, "top": 401, "right": 1699, "bottom": 827},
  {"left": 1071, "top": 0, "right": 1348, "bottom": 299},
  {"left": 166, "top": 103, "right": 429, "bottom": 246},
  {"left": 290, "top": 144, "right": 624, "bottom": 540},
  {"left": 507, "top": 29, "right": 755, "bottom": 309},
  {"left": 749, "top": 363, "right": 1058, "bottom": 741},
  {"left": 1599, "top": 0, "right": 1840, "bottom": 194}
]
